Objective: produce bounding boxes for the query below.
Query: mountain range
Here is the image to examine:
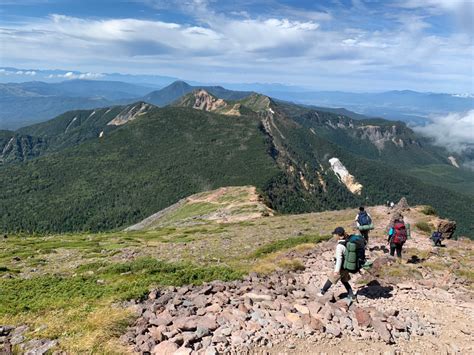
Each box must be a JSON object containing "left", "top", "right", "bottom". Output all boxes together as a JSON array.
[
  {"left": 1, "top": 87, "right": 473, "bottom": 236},
  {"left": 2, "top": 78, "right": 473, "bottom": 130}
]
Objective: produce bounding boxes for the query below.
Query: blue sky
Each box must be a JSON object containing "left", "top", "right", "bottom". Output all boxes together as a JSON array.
[{"left": 1, "top": 0, "right": 473, "bottom": 92}]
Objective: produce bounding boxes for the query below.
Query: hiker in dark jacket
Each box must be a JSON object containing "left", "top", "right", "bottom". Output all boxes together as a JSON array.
[
  {"left": 355, "top": 206, "right": 372, "bottom": 244},
  {"left": 431, "top": 229, "right": 443, "bottom": 247},
  {"left": 388, "top": 217, "right": 407, "bottom": 258},
  {"left": 318, "top": 227, "right": 355, "bottom": 305}
]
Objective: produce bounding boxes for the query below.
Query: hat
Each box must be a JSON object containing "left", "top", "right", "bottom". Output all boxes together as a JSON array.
[{"left": 332, "top": 227, "right": 345, "bottom": 236}]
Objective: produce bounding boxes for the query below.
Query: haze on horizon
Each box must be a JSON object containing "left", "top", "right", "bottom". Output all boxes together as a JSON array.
[{"left": 1, "top": 0, "right": 473, "bottom": 94}]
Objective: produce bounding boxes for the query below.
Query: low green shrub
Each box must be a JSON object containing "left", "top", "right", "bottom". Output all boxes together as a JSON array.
[
  {"left": 421, "top": 205, "right": 437, "bottom": 216},
  {"left": 1, "top": 257, "right": 243, "bottom": 316},
  {"left": 415, "top": 221, "right": 432, "bottom": 234}
]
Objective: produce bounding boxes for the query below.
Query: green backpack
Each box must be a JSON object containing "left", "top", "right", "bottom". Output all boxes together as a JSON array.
[{"left": 343, "top": 234, "right": 366, "bottom": 273}]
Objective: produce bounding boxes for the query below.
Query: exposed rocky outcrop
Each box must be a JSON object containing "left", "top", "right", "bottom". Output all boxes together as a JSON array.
[
  {"left": 107, "top": 102, "right": 151, "bottom": 126},
  {"left": 437, "top": 220, "right": 457, "bottom": 239},
  {"left": 328, "top": 157, "right": 363, "bottom": 195},
  {"left": 191, "top": 90, "right": 227, "bottom": 112},
  {"left": 448, "top": 156, "right": 460, "bottom": 168},
  {"left": 356, "top": 125, "right": 406, "bottom": 150},
  {"left": 396, "top": 197, "right": 410, "bottom": 212}
]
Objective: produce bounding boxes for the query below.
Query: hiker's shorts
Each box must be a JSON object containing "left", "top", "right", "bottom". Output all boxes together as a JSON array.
[{"left": 328, "top": 269, "right": 351, "bottom": 284}]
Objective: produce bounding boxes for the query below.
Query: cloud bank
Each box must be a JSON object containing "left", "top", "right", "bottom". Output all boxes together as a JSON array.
[{"left": 414, "top": 110, "right": 474, "bottom": 169}]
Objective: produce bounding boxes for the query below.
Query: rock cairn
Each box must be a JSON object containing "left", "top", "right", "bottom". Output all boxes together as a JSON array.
[{"left": 122, "top": 249, "right": 440, "bottom": 354}]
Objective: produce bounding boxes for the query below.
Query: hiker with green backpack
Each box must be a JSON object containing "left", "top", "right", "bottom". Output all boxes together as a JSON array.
[{"left": 318, "top": 227, "right": 366, "bottom": 305}]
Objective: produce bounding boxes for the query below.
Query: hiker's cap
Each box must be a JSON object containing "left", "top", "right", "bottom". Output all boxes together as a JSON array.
[{"left": 332, "top": 227, "right": 345, "bottom": 236}]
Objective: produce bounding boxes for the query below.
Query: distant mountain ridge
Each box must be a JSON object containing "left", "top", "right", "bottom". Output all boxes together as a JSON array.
[
  {"left": 142, "top": 81, "right": 253, "bottom": 106},
  {"left": 0, "top": 80, "right": 156, "bottom": 130},
  {"left": 1, "top": 89, "right": 473, "bottom": 236}
]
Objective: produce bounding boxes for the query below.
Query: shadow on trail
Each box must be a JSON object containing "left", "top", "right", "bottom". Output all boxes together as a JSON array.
[
  {"left": 369, "top": 245, "right": 390, "bottom": 254},
  {"left": 357, "top": 280, "right": 394, "bottom": 299}
]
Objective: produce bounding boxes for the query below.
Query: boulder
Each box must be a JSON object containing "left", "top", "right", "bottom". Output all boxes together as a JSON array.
[
  {"left": 437, "top": 220, "right": 457, "bottom": 239},
  {"left": 353, "top": 307, "right": 372, "bottom": 328},
  {"left": 371, "top": 318, "right": 392, "bottom": 343},
  {"left": 306, "top": 302, "right": 322, "bottom": 317},
  {"left": 294, "top": 304, "right": 310, "bottom": 315},
  {"left": 173, "top": 347, "right": 192, "bottom": 355},
  {"left": 325, "top": 324, "right": 341, "bottom": 337},
  {"left": 152, "top": 341, "right": 179, "bottom": 355},
  {"left": 242, "top": 293, "right": 272, "bottom": 302}
]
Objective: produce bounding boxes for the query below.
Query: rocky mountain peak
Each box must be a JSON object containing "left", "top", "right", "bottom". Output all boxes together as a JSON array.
[{"left": 191, "top": 89, "right": 228, "bottom": 111}]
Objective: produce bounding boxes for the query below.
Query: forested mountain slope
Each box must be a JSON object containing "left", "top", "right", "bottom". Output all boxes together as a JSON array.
[{"left": 1, "top": 92, "right": 472, "bottom": 236}]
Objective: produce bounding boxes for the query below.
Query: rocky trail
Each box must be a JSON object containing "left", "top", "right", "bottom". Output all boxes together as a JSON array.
[
  {"left": 119, "top": 204, "right": 473, "bottom": 354},
  {"left": 1, "top": 202, "right": 472, "bottom": 354}
]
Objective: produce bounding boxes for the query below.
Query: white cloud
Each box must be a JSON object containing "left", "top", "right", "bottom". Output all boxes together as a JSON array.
[
  {"left": 0, "top": 69, "right": 36, "bottom": 76},
  {"left": 0, "top": 4, "right": 472, "bottom": 92},
  {"left": 414, "top": 110, "right": 474, "bottom": 154},
  {"left": 46, "top": 71, "right": 104, "bottom": 79}
]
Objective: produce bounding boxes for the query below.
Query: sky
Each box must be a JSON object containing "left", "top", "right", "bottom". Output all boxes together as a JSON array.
[{"left": 0, "top": 0, "right": 473, "bottom": 92}]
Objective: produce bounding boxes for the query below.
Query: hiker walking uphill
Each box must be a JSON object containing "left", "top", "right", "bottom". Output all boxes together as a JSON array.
[
  {"left": 388, "top": 217, "right": 407, "bottom": 258},
  {"left": 355, "top": 206, "right": 373, "bottom": 244},
  {"left": 318, "top": 227, "right": 366, "bottom": 305}
]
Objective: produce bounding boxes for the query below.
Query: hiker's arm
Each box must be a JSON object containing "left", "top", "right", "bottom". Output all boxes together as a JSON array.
[
  {"left": 334, "top": 244, "right": 344, "bottom": 273},
  {"left": 387, "top": 228, "right": 394, "bottom": 243},
  {"left": 354, "top": 214, "right": 360, "bottom": 227}
]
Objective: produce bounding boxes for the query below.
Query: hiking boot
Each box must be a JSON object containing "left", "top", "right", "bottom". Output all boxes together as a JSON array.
[{"left": 345, "top": 296, "right": 354, "bottom": 307}]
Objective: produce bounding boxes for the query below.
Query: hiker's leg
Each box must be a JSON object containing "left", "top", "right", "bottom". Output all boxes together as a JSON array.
[
  {"left": 396, "top": 244, "right": 402, "bottom": 258},
  {"left": 320, "top": 279, "right": 332, "bottom": 294},
  {"left": 362, "top": 230, "right": 369, "bottom": 245},
  {"left": 390, "top": 243, "right": 396, "bottom": 256},
  {"left": 342, "top": 281, "right": 354, "bottom": 298},
  {"left": 341, "top": 270, "right": 354, "bottom": 298},
  {"left": 321, "top": 271, "right": 342, "bottom": 294}
]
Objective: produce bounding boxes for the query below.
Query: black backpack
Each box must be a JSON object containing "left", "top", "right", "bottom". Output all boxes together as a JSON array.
[
  {"left": 358, "top": 211, "right": 372, "bottom": 226},
  {"left": 431, "top": 231, "right": 442, "bottom": 241}
]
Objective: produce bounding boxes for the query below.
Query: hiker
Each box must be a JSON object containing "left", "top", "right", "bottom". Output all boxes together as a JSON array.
[
  {"left": 318, "top": 227, "right": 365, "bottom": 305},
  {"left": 355, "top": 206, "right": 373, "bottom": 244},
  {"left": 431, "top": 229, "right": 443, "bottom": 247},
  {"left": 390, "top": 201, "right": 395, "bottom": 209},
  {"left": 388, "top": 217, "right": 407, "bottom": 258}
]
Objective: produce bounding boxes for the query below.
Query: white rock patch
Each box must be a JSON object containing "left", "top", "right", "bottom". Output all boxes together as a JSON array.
[
  {"left": 64, "top": 116, "right": 78, "bottom": 133},
  {"left": 448, "top": 156, "right": 460, "bottom": 168},
  {"left": 329, "top": 157, "right": 363, "bottom": 195}
]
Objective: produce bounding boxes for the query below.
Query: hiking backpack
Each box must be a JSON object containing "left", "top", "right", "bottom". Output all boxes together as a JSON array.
[
  {"left": 343, "top": 234, "right": 366, "bottom": 273},
  {"left": 392, "top": 222, "right": 407, "bottom": 244},
  {"left": 431, "top": 231, "right": 442, "bottom": 241},
  {"left": 358, "top": 211, "right": 372, "bottom": 226}
]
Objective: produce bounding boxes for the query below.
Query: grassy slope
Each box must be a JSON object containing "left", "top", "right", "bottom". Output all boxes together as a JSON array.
[
  {"left": 0, "top": 209, "right": 338, "bottom": 352},
  {"left": 0, "top": 107, "right": 279, "bottom": 233}
]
